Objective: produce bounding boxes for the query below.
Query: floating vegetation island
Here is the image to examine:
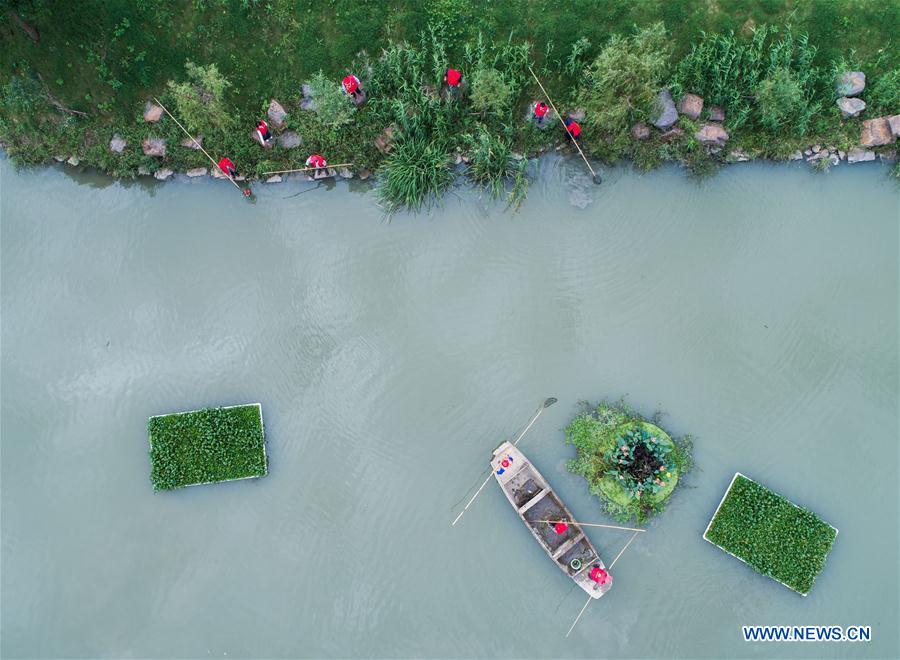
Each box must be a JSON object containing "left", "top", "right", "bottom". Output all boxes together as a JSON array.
[
  {"left": 566, "top": 401, "right": 693, "bottom": 522},
  {"left": 704, "top": 473, "right": 838, "bottom": 596},
  {"left": 148, "top": 404, "right": 267, "bottom": 491}
]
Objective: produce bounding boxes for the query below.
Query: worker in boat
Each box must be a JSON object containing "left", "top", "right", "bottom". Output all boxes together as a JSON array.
[
  {"left": 255, "top": 119, "right": 273, "bottom": 146},
  {"left": 495, "top": 454, "right": 514, "bottom": 475},
  {"left": 532, "top": 100, "right": 549, "bottom": 126},
  {"left": 218, "top": 156, "right": 239, "bottom": 179},
  {"left": 306, "top": 153, "right": 328, "bottom": 177},
  {"left": 589, "top": 565, "right": 611, "bottom": 587},
  {"left": 553, "top": 520, "right": 569, "bottom": 535},
  {"left": 342, "top": 74, "right": 363, "bottom": 100},
  {"left": 444, "top": 67, "right": 463, "bottom": 97},
  {"left": 564, "top": 117, "right": 582, "bottom": 140}
]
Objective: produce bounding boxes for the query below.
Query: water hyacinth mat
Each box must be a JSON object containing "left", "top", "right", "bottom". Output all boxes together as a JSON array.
[
  {"left": 147, "top": 403, "right": 267, "bottom": 491},
  {"left": 703, "top": 472, "right": 837, "bottom": 596}
]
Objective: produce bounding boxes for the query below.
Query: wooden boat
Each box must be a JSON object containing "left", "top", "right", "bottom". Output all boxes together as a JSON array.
[{"left": 492, "top": 441, "right": 612, "bottom": 599}]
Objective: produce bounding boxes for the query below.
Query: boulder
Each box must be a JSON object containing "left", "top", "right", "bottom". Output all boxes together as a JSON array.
[
  {"left": 677, "top": 93, "right": 704, "bottom": 120},
  {"left": 142, "top": 137, "right": 166, "bottom": 157},
  {"left": 267, "top": 99, "right": 288, "bottom": 129},
  {"left": 180, "top": 134, "right": 203, "bottom": 150},
  {"left": 789, "top": 151, "right": 803, "bottom": 161},
  {"left": 695, "top": 123, "right": 729, "bottom": 146},
  {"left": 836, "top": 71, "right": 865, "bottom": 97},
  {"left": 358, "top": 168, "right": 372, "bottom": 181},
  {"left": 846, "top": 148, "right": 876, "bottom": 164},
  {"left": 728, "top": 149, "right": 750, "bottom": 162},
  {"left": 659, "top": 127, "right": 684, "bottom": 143},
  {"left": 888, "top": 114, "right": 900, "bottom": 139},
  {"left": 300, "top": 83, "right": 317, "bottom": 112},
  {"left": 374, "top": 126, "right": 395, "bottom": 154},
  {"left": 66, "top": 155, "right": 80, "bottom": 166},
  {"left": 708, "top": 105, "right": 725, "bottom": 122},
  {"left": 652, "top": 89, "right": 678, "bottom": 129},
  {"left": 836, "top": 97, "right": 866, "bottom": 119},
  {"left": 278, "top": 130, "right": 301, "bottom": 149},
  {"left": 137, "top": 165, "right": 151, "bottom": 176},
  {"left": 186, "top": 167, "right": 207, "bottom": 177},
  {"left": 812, "top": 144, "right": 821, "bottom": 153},
  {"left": 53, "top": 155, "right": 65, "bottom": 162},
  {"left": 266, "top": 175, "right": 283, "bottom": 183},
  {"left": 860, "top": 117, "right": 894, "bottom": 147},
  {"left": 143, "top": 101, "right": 164, "bottom": 122},
  {"left": 109, "top": 134, "right": 127, "bottom": 154},
  {"left": 568, "top": 108, "right": 586, "bottom": 121},
  {"left": 338, "top": 167, "right": 353, "bottom": 179},
  {"left": 631, "top": 122, "right": 651, "bottom": 141},
  {"left": 154, "top": 168, "right": 173, "bottom": 181}
]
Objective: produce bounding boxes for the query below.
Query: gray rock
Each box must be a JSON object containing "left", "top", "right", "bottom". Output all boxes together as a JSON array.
[
  {"left": 137, "top": 165, "right": 151, "bottom": 176},
  {"left": 837, "top": 97, "right": 866, "bottom": 118},
  {"left": 278, "top": 131, "right": 302, "bottom": 149},
  {"left": 631, "top": 122, "right": 651, "bottom": 140},
  {"left": 812, "top": 144, "right": 821, "bottom": 153},
  {"left": 695, "top": 123, "right": 729, "bottom": 146},
  {"left": 659, "top": 127, "right": 684, "bottom": 143},
  {"left": 180, "top": 134, "right": 203, "bottom": 150},
  {"left": 677, "top": 93, "right": 704, "bottom": 120},
  {"left": 142, "top": 137, "right": 166, "bottom": 157},
  {"left": 300, "top": 83, "right": 317, "bottom": 112},
  {"left": 374, "top": 126, "right": 394, "bottom": 154},
  {"left": 789, "top": 150, "right": 803, "bottom": 161},
  {"left": 568, "top": 108, "right": 586, "bottom": 121},
  {"left": 806, "top": 151, "right": 828, "bottom": 162},
  {"left": 154, "top": 168, "right": 173, "bottom": 181},
  {"left": 846, "top": 148, "right": 876, "bottom": 164},
  {"left": 887, "top": 114, "right": 900, "bottom": 138},
  {"left": 267, "top": 99, "right": 288, "bottom": 129},
  {"left": 338, "top": 167, "right": 353, "bottom": 179},
  {"left": 109, "top": 134, "right": 127, "bottom": 154},
  {"left": 186, "top": 167, "right": 207, "bottom": 178},
  {"left": 143, "top": 101, "right": 164, "bottom": 122},
  {"left": 66, "top": 155, "right": 80, "bottom": 166},
  {"left": 652, "top": 89, "right": 678, "bottom": 129},
  {"left": 860, "top": 117, "right": 894, "bottom": 147},
  {"left": 708, "top": 105, "right": 725, "bottom": 122},
  {"left": 836, "top": 71, "right": 865, "bottom": 97},
  {"left": 728, "top": 149, "right": 750, "bottom": 162},
  {"left": 358, "top": 168, "right": 372, "bottom": 181},
  {"left": 804, "top": 149, "right": 813, "bottom": 156},
  {"left": 838, "top": 150, "right": 846, "bottom": 160},
  {"left": 53, "top": 155, "right": 65, "bottom": 162},
  {"left": 829, "top": 154, "right": 840, "bottom": 166},
  {"left": 266, "top": 175, "right": 283, "bottom": 183}
]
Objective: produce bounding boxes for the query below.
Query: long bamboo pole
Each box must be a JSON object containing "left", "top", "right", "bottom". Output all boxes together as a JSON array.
[
  {"left": 152, "top": 97, "right": 246, "bottom": 195},
  {"left": 536, "top": 520, "right": 645, "bottom": 533},
  {"left": 527, "top": 67, "right": 599, "bottom": 182},
  {"left": 608, "top": 530, "right": 640, "bottom": 569},
  {"left": 262, "top": 163, "right": 353, "bottom": 176},
  {"left": 565, "top": 595, "right": 592, "bottom": 638}
]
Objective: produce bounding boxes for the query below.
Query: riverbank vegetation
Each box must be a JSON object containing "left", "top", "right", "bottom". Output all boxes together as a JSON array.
[
  {"left": 148, "top": 404, "right": 267, "bottom": 491},
  {"left": 1, "top": 1, "right": 898, "bottom": 209},
  {"left": 704, "top": 473, "right": 837, "bottom": 595},
  {"left": 565, "top": 401, "right": 693, "bottom": 523}
]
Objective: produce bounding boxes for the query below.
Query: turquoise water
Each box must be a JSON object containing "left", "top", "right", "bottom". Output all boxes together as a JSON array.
[{"left": 2, "top": 156, "right": 898, "bottom": 658}]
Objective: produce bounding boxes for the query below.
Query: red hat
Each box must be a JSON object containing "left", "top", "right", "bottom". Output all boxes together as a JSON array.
[
  {"left": 554, "top": 522, "right": 568, "bottom": 534},
  {"left": 446, "top": 68, "right": 462, "bottom": 86},
  {"left": 342, "top": 75, "right": 359, "bottom": 94}
]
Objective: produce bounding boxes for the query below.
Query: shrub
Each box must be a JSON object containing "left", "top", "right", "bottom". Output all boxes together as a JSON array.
[
  {"left": 704, "top": 473, "right": 838, "bottom": 595},
  {"left": 566, "top": 400, "right": 693, "bottom": 522},
  {"left": 756, "top": 66, "right": 807, "bottom": 132},
  {"left": 147, "top": 404, "right": 267, "bottom": 491},
  {"left": 464, "top": 125, "right": 515, "bottom": 197},
  {"left": 468, "top": 67, "right": 514, "bottom": 116},
  {"left": 306, "top": 70, "right": 356, "bottom": 127},
  {"left": 575, "top": 23, "right": 671, "bottom": 149},
  {"left": 166, "top": 61, "right": 231, "bottom": 133},
  {"left": 866, "top": 69, "right": 900, "bottom": 115}
]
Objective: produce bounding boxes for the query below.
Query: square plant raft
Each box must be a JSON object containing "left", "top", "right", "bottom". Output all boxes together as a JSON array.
[
  {"left": 148, "top": 403, "right": 267, "bottom": 491},
  {"left": 703, "top": 472, "right": 838, "bottom": 596}
]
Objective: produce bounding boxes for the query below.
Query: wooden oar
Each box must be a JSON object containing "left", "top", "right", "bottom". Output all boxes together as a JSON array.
[
  {"left": 565, "top": 529, "right": 641, "bottom": 638},
  {"left": 536, "top": 520, "right": 645, "bottom": 533},
  {"left": 262, "top": 163, "right": 353, "bottom": 175},
  {"left": 152, "top": 97, "right": 249, "bottom": 196},
  {"left": 527, "top": 66, "right": 601, "bottom": 185},
  {"left": 450, "top": 397, "right": 557, "bottom": 527}
]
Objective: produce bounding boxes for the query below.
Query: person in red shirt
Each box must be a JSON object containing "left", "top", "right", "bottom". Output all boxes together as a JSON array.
[
  {"left": 564, "top": 117, "right": 581, "bottom": 139},
  {"left": 445, "top": 68, "right": 462, "bottom": 87},
  {"left": 306, "top": 153, "right": 328, "bottom": 177},
  {"left": 218, "top": 156, "right": 238, "bottom": 178},
  {"left": 553, "top": 521, "right": 569, "bottom": 535},
  {"left": 532, "top": 101, "right": 549, "bottom": 126},
  {"left": 589, "top": 565, "right": 611, "bottom": 588},
  {"left": 342, "top": 74, "right": 362, "bottom": 99},
  {"left": 255, "top": 119, "right": 272, "bottom": 145}
]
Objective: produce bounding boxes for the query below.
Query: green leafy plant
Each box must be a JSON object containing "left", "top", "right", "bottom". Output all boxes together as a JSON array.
[
  {"left": 464, "top": 125, "right": 516, "bottom": 197},
  {"left": 147, "top": 404, "right": 267, "bottom": 491},
  {"left": 468, "top": 67, "right": 513, "bottom": 116},
  {"left": 166, "top": 61, "right": 232, "bottom": 133},
  {"left": 704, "top": 474, "right": 838, "bottom": 595},
  {"left": 306, "top": 70, "right": 356, "bottom": 127},
  {"left": 866, "top": 69, "right": 900, "bottom": 115},
  {"left": 377, "top": 134, "right": 454, "bottom": 212},
  {"left": 566, "top": 400, "right": 693, "bottom": 522}
]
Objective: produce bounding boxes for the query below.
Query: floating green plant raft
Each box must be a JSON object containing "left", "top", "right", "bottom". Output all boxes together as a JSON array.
[
  {"left": 703, "top": 473, "right": 838, "bottom": 596},
  {"left": 147, "top": 404, "right": 267, "bottom": 491}
]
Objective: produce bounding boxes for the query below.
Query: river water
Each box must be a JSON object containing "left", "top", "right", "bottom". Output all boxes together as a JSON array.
[{"left": 1, "top": 156, "right": 898, "bottom": 659}]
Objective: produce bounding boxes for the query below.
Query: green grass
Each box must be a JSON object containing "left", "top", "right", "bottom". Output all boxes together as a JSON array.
[
  {"left": 147, "top": 403, "right": 267, "bottom": 491},
  {"left": 704, "top": 473, "right": 838, "bottom": 596}
]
